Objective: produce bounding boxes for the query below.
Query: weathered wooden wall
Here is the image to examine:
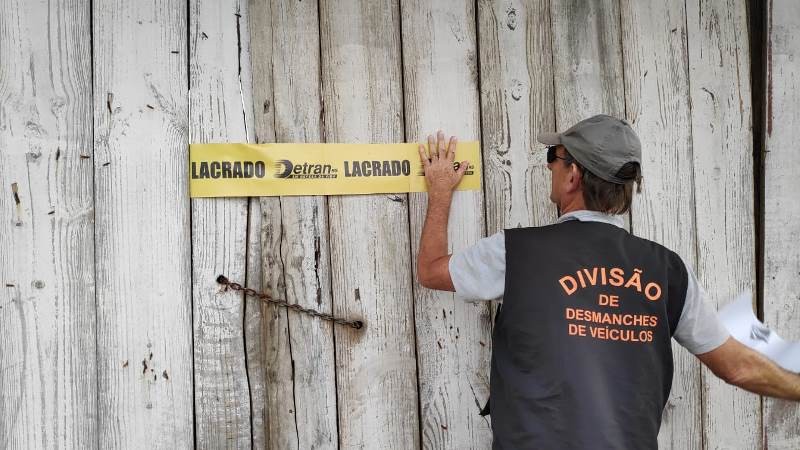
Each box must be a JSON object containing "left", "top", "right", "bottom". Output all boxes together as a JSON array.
[
  {"left": 2, "top": 0, "right": 798, "bottom": 448},
  {"left": 402, "top": 1, "right": 492, "bottom": 447},
  {"left": 0, "top": 1, "right": 96, "bottom": 448},
  {"left": 250, "top": 0, "right": 337, "bottom": 448},
  {"left": 687, "top": 1, "right": 761, "bottom": 447},
  {"left": 94, "top": 0, "right": 194, "bottom": 447}
]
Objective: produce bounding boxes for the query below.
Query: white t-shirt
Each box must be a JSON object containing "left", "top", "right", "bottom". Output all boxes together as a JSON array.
[{"left": 448, "top": 210, "right": 730, "bottom": 355}]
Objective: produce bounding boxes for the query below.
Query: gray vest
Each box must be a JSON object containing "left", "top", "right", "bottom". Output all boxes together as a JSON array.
[{"left": 485, "top": 220, "right": 688, "bottom": 449}]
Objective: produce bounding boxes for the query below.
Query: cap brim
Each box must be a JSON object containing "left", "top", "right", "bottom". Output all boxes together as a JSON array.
[{"left": 537, "top": 132, "right": 561, "bottom": 145}]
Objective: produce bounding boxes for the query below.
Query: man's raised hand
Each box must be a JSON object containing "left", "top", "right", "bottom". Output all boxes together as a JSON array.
[{"left": 418, "top": 129, "right": 469, "bottom": 196}]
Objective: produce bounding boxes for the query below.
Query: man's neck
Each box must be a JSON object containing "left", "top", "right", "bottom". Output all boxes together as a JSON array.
[{"left": 559, "top": 201, "right": 587, "bottom": 216}]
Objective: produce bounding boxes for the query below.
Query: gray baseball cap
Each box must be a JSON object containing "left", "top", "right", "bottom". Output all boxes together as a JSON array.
[{"left": 537, "top": 114, "right": 642, "bottom": 184}]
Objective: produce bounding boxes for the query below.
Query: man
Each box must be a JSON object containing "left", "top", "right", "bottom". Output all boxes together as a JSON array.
[{"left": 416, "top": 115, "right": 800, "bottom": 449}]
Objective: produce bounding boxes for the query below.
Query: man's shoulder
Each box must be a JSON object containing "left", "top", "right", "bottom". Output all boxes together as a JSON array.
[
  {"left": 503, "top": 221, "right": 684, "bottom": 257},
  {"left": 625, "top": 233, "right": 686, "bottom": 267},
  {"left": 503, "top": 219, "right": 623, "bottom": 241},
  {"left": 502, "top": 221, "right": 572, "bottom": 235}
]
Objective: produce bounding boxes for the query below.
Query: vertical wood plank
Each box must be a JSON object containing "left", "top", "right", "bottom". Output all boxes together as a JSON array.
[
  {"left": 243, "top": 1, "right": 271, "bottom": 447},
  {"left": 250, "top": 0, "right": 339, "bottom": 448},
  {"left": 0, "top": 1, "right": 96, "bottom": 448},
  {"left": 619, "top": 0, "right": 701, "bottom": 447},
  {"left": 245, "top": 196, "right": 269, "bottom": 450},
  {"left": 247, "top": 3, "right": 285, "bottom": 448},
  {"left": 401, "top": 0, "right": 493, "bottom": 447},
  {"left": 319, "top": 0, "right": 421, "bottom": 447},
  {"left": 245, "top": 0, "right": 275, "bottom": 446},
  {"left": 763, "top": 0, "right": 800, "bottom": 447},
  {"left": 477, "top": 0, "right": 558, "bottom": 233},
  {"left": 685, "top": 0, "right": 762, "bottom": 447},
  {"left": 550, "top": 0, "right": 625, "bottom": 122},
  {"left": 550, "top": 0, "right": 630, "bottom": 231},
  {"left": 93, "top": 0, "right": 193, "bottom": 447},
  {"left": 190, "top": 0, "right": 256, "bottom": 447}
]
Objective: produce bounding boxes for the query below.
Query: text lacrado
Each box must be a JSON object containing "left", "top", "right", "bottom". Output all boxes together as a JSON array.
[{"left": 344, "top": 160, "right": 411, "bottom": 177}]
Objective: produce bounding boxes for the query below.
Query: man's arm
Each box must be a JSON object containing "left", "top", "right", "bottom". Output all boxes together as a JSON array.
[
  {"left": 416, "top": 130, "right": 468, "bottom": 291},
  {"left": 698, "top": 336, "right": 800, "bottom": 401}
]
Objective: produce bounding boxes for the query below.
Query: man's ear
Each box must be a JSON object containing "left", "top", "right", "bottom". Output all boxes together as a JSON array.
[{"left": 566, "top": 163, "right": 582, "bottom": 192}]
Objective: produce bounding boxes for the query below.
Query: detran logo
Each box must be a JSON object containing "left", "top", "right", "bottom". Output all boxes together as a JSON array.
[{"left": 274, "top": 159, "right": 338, "bottom": 179}]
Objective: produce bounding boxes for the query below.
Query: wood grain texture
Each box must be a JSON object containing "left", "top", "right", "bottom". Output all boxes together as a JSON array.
[
  {"left": 685, "top": 0, "right": 762, "bottom": 448},
  {"left": 190, "top": 0, "right": 256, "bottom": 447},
  {"left": 550, "top": 0, "right": 631, "bottom": 231},
  {"left": 93, "top": 0, "right": 193, "bottom": 447},
  {"left": 245, "top": 1, "right": 276, "bottom": 448},
  {"left": 319, "top": 0, "right": 421, "bottom": 447},
  {"left": 550, "top": 0, "right": 625, "bottom": 124},
  {"left": 763, "top": 1, "right": 800, "bottom": 447},
  {"left": 401, "top": 0, "right": 493, "bottom": 447},
  {"left": 252, "top": 1, "right": 285, "bottom": 445},
  {"left": 0, "top": 1, "right": 96, "bottom": 448},
  {"left": 619, "top": 1, "right": 702, "bottom": 448},
  {"left": 250, "top": 0, "right": 339, "bottom": 448},
  {"left": 245, "top": 197, "right": 268, "bottom": 450},
  {"left": 477, "top": 0, "right": 558, "bottom": 233}
]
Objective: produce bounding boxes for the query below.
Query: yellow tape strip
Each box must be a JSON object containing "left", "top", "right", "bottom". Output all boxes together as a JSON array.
[{"left": 189, "top": 142, "right": 481, "bottom": 197}]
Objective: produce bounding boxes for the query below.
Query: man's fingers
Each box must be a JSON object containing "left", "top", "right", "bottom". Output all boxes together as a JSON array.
[
  {"left": 457, "top": 160, "right": 469, "bottom": 176},
  {"left": 427, "top": 134, "right": 437, "bottom": 160},
  {"left": 447, "top": 136, "right": 457, "bottom": 162},
  {"left": 418, "top": 144, "right": 430, "bottom": 168},
  {"left": 437, "top": 130, "right": 446, "bottom": 158}
]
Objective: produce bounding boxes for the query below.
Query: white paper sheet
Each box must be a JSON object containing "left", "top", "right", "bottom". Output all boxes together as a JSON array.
[{"left": 718, "top": 291, "right": 800, "bottom": 372}]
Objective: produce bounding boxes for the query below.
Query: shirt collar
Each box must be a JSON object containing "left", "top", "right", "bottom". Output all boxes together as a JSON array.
[{"left": 556, "top": 209, "right": 626, "bottom": 229}]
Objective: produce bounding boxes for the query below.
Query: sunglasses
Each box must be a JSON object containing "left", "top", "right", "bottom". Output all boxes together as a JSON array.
[{"left": 546, "top": 145, "right": 572, "bottom": 164}]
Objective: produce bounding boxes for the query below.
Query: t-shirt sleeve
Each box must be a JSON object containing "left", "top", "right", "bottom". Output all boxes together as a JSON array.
[
  {"left": 672, "top": 258, "right": 731, "bottom": 355},
  {"left": 448, "top": 230, "right": 506, "bottom": 302}
]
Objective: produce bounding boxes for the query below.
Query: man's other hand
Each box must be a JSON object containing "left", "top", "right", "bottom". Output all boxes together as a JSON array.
[{"left": 698, "top": 336, "right": 800, "bottom": 401}]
